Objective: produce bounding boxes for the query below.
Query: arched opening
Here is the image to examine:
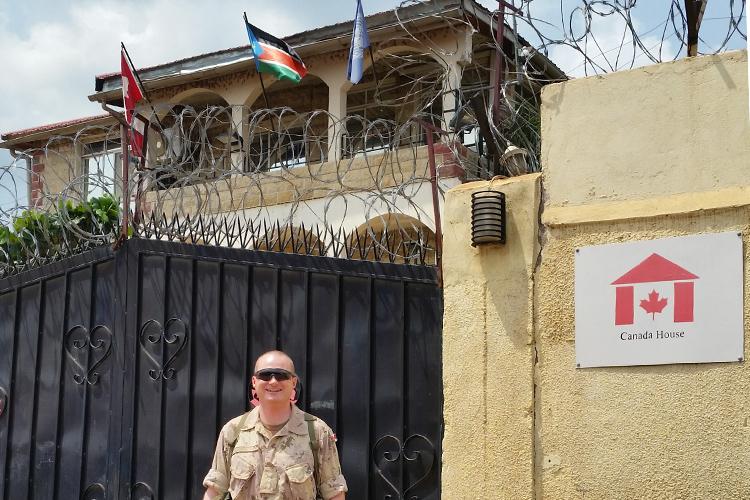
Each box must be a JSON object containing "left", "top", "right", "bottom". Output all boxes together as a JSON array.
[
  {"left": 350, "top": 214, "right": 436, "bottom": 265},
  {"left": 244, "top": 75, "right": 329, "bottom": 172},
  {"left": 343, "top": 51, "right": 444, "bottom": 157}
]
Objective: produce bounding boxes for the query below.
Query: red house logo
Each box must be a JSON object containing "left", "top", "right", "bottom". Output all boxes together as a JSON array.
[{"left": 611, "top": 253, "right": 699, "bottom": 325}]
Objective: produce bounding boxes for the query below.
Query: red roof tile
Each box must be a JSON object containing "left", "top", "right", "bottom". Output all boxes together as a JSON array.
[{"left": 2, "top": 114, "right": 111, "bottom": 140}]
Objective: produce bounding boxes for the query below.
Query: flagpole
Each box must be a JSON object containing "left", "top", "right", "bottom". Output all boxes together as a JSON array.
[
  {"left": 133, "top": 120, "right": 147, "bottom": 224},
  {"left": 244, "top": 12, "right": 272, "bottom": 109},
  {"left": 117, "top": 122, "right": 130, "bottom": 247},
  {"left": 244, "top": 11, "right": 276, "bottom": 167},
  {"left": 121, "top": 42, "right": 164, "bottom": 129},
  {"left": 257, "top": 70, "right": 277, "bottom": 165},
  {"left": 367, "top": 46, "right": 380, "bottom": 88},
  {"left": 258, "top": 72, "right": 271, "bottom": 109}
]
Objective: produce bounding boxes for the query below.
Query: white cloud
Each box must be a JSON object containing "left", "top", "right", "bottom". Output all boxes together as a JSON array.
[
  {"left": 0, "top": 0, "right": 408, "bottom": 206},
  {"left": 0, "top": 0, "right": 313, "bottom": 135},
  {"left": 0, "top": 0, "right": 740, "bottom": 137},
  {"left": 516, "top": 1, "right": 680, "bottom": 77},
  {"left": 0, "top": 0, "right": 315, "bottom": 208}
]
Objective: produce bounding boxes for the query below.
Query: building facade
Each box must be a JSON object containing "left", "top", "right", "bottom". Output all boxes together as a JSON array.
[{"left": 1, "top": 0, "right": 564, "bottom": 262}]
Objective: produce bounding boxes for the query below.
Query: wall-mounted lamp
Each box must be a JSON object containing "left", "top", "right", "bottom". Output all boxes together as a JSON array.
[{"left": 471, "top": 190, "right": 506, "bottom": 246}]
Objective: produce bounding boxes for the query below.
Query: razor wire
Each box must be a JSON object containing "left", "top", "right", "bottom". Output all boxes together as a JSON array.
[
  {"left": 1, "top": 0, "right": 746, "bottom": 276},
  {"left": 500, "top": 0, "right": 746, "bottom": 76},
  {"left": 0, "top": 45, "right": 538, "bottom": 276},
  {"left": 0, "top": 104, "right": 452, "bottom": 276}
]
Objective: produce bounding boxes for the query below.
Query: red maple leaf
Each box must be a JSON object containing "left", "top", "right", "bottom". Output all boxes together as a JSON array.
[{"left": 639, "top": 290, "right": 668, "bottom": 320}]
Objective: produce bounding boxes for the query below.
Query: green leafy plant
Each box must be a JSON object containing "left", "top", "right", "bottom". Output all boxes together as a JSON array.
[{"left": 0, "top": 195, "right": 122, "bottom": 269}]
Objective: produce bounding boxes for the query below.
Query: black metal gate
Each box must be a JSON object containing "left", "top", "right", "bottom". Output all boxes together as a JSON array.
[{"left": 0, "top": 238, "right": 442, "bottom": 499}]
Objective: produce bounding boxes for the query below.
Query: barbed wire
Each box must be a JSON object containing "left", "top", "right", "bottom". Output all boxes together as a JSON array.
[
  {"left": 0, "top": 103, "right": 461, "bottom": 276},
  {"left": 1, "top": 0, "right": 745, "bottom": 276},
  {"left": 509, "top": 0, "right": 746, "bottom": 76}
]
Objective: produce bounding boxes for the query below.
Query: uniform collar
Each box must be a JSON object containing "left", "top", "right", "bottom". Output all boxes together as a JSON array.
[{"left": 242, "top": 405, "right": 308, "bottom": 436}]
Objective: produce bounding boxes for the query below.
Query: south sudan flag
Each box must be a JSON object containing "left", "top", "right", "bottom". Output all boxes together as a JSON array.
[{"left": 244, "top": 14, "right": 307, "bottom": 83}]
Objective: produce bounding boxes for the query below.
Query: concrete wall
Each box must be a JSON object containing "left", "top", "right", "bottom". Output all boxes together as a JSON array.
[
  {"left": 41, "top": 143, "right": 81, "bottom": 205},
  {"left": 145, "top": 144, "right": 433, "bottom": 214},
  {"left": 542, "top": 50, "right": 749, "bottom": 211},
  {"left": 441, "top": 50, "right": 750, "bottom": 499},
  {"left": 442, "top": 173, "right": 540, "bottom": 499}
]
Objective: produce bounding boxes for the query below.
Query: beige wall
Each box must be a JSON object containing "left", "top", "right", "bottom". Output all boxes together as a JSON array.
[
  {"left": 41, "top": 143, "right": 81, "bottom": 204},
  {"left": 145, "top": 144, "right": 433, "bottom": 215},
  {"left": 442, "top": 173, "right": 540, "bottom": 499},
  {"left": 442, "top": 50, "right": 750, "bottom": 499},
  {"left": 542, "top": 50, "right": 749, "bottom": 212},
  {"left": 534, "top": 210, "right": 750, "bottom": 500}
]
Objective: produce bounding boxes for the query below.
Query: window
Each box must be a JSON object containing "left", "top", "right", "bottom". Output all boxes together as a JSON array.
[
  {"left": 460, "top": 126, "right": 488, "bottom": 155},
  {"left": 343, "top": 55, "right": 443, "bottom": 158},
  {"left": 341, "top": 120, "right": 395, "bottom": 158},
  {"left": 82, "top": 140, "right": 121, "bottom": 200},
  {"left": 344, "top": 85, "right": 397, "bottom": 158},
  {"left": 151, "top": 104, "right": 234, "bottom": 188},
  {"left": 246, "top": 124, "right": 326, "bottom": 172},
  {"left": 270, "top": 128, "right": 307, "bottom": 170}
]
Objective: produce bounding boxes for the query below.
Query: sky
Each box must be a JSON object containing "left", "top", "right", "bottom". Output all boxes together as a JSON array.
[{"left": 0, "top": 0, "right": 746, "bottom": 212}]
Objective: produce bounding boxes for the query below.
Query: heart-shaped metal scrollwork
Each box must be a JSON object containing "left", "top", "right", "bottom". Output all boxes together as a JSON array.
[
  {"left": 82, "top": 482, "right": 106, "bottom": 500},
  {"left": 64, "top": 325, "right": 113, "bottom": 385},
  {"left": 372, "top": 434, "right": 436, "bottom": 499},
  {"left": 138, "top": 318, "right": 188, "bottom": 380},
  {"left": 131, "top": 481, "right": 154, "bottom": 500}
]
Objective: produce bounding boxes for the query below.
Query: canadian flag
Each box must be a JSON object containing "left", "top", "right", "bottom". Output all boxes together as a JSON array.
[{"left": 121, "top": 46, "right": 147, "bottom": 160}]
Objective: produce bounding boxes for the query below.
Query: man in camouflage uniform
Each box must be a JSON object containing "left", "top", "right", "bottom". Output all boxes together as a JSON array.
[{"left": 203, "top": 350, "right": 347, "bottom": 500}]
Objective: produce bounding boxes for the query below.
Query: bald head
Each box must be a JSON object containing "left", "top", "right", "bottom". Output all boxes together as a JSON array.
[{"left": 254, "top": 350, "right": 296, "bottom": 374}]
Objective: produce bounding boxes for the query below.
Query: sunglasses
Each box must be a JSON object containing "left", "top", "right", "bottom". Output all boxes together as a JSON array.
[{"left": 254, "top": 368, "right": 295, "bottom": 382}]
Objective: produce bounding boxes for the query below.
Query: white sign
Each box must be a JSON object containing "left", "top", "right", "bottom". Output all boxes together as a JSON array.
[{"left": 575, "top": 232, "right": 744, "bottom": 368}]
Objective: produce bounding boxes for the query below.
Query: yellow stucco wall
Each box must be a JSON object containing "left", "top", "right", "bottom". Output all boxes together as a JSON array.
[
  {"left": 535, "top": 213, "right": 750, "bottom": 499},
  {"left": 535, "top": 50, "right": 750, "bottom": 499},
  {"left": 442, "top": 50, "right": 750, "bottom": 499},
  {"left": 442, "top": 174, "right": 540, "bottom": 499},
  {"left": 542, "top": 50, "right": 749, "bottom": 209}
]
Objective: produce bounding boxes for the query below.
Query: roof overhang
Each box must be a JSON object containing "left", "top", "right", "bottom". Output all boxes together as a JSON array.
[
  {"left": 0, "top": 114, "right": 116, "bottom": 150},
  {"left": 461, "top": 2, "right": 567, "bottom": 82},
  {"left": 89, "top": 0, "right": 565, "bottom": 106},
  {"left": 2, "top": 0, "right": 567, "bottom": 148}
]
